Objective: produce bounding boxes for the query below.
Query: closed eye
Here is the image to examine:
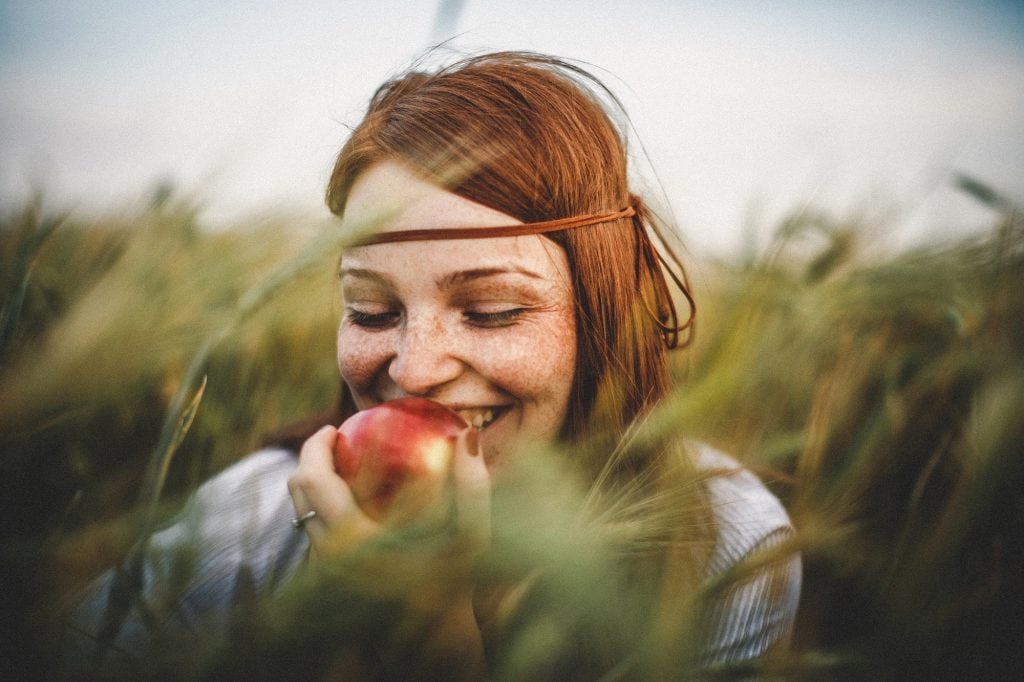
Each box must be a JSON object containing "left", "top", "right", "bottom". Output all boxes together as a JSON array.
[
  {"left": 346, "top": 308, "right": 400, "bottom": 329},
  {"left": 464, "top": 308, "right": 526, "bottom": 328}
]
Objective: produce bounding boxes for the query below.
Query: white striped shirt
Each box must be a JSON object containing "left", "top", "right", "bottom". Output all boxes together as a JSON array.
[{"left": 65, "top": 445, "right": 800, "bottom": 673}]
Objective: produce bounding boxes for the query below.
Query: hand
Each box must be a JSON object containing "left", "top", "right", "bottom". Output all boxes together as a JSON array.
[
  {"left": 288, "top": 423, "right": 491, "bottom": 675},
  {"left": 426, "top": 426, "right": 490, "bottom": 676},
  {"left": 449, "top": 426, "right": 491, "bottom": 547},
  {"left": 287, "top": 424, "right": 491, "bottom": 559},
  {"left": 287, "top": 425, "right": 379, "bottom": 560}
]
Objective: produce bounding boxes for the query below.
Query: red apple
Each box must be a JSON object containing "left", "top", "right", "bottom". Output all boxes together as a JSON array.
[{"left": 334, "top": 398, "right": 468, "bottom": 522}]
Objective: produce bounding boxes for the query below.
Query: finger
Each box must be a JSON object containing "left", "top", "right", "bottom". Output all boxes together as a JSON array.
[
  {"left": 296, "top": 425, "right": 339, "bottom": 481},
  {"left": 289, "top": 426, "right": 351, "bottom": 521},
  {"left": 288, "top": 425, "right": 378, "bottom": 553},
  {"left": 288, "top": 428, "right": 334, "bottom": 513},
  {"left": 452, "top": 427, "right": 490, "bottom": 543}
]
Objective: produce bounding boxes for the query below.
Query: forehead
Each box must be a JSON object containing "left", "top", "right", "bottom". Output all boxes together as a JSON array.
[
  {"left": 340, "top": 160, "right": 571, "bottom": 283},
  {"left": 342, "top": 160, "right": 519, "bottom": 234},
  {"left": 341, "top": 235, "right": 571, "bottom": 289}
]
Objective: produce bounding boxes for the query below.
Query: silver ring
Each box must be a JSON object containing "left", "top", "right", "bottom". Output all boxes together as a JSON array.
[{"left": 291, "top": 510, "right": 317, "bottom": 529}]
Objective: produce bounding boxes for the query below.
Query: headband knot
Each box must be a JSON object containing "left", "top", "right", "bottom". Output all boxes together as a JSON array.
[{"left": 627, "top": 194, "right": 696, "bottom": 349}]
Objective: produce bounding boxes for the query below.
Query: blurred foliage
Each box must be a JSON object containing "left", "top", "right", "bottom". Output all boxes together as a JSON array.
[
  {"left": 0, "top": 195, "right": 342, "bottom": 673},
  {"left": 675, "top": 185, "right": 1024, "bottom": 678},
  {"left": 2, "top": 177, "right": 1022, "bottom": 678}
]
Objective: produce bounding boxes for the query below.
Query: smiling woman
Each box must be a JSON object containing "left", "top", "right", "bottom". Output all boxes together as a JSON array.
[
  {"left": 63, "top": 51, "right": 800, "bottom": 677},
  {"left": 337, "top": 161, "right": 577, "bottom": 467}
]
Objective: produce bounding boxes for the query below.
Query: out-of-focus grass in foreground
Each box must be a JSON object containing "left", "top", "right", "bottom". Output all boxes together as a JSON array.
[{"left": 1, "top": 180, "right": 1021, "bottom": 678}]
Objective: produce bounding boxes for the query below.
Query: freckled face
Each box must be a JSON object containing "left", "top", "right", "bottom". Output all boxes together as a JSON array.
[{"left": 337, "top": 161, "right": 577, "bottom": 466}]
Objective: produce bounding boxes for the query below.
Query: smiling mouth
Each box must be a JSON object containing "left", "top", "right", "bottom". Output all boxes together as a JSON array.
[{"left": 454, "top": 406, "right": 509, "bottom": 430}]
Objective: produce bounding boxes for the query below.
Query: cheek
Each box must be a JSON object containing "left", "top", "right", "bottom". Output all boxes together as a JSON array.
[
  {"left": 337, "top": 325, "right": 392, "bottom": 394},
  {"left": 486, "top": 311, "right": 577, "bottom": 402},
  {"left": 540, "top": 317, "right": 577, "bottom": 397}
]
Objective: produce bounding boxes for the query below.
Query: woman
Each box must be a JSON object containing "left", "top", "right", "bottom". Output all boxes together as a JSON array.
[{"left": 65, "top": 51, "right": 799, "bottom": 677}]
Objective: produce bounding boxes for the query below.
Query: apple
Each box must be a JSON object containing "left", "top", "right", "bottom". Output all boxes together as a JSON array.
[{"left": 334, "top": 398, "right": 468, "bottom": 522}]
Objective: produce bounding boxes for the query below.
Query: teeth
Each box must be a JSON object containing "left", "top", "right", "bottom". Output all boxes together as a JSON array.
[{"left": 458, "top": 408, "right": 495, "bottom": 429}]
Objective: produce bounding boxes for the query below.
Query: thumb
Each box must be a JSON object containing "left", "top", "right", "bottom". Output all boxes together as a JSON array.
[{"left": 452, "top": 427, "right": 490, "bottom": 544}]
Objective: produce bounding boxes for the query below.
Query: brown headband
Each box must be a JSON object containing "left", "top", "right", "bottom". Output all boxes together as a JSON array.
[
  {"left": 352, "top": 206, "right": 637, "bottom": 245},
  {"left": 351, "top": 202, "right": 695, "bottom": 349}
]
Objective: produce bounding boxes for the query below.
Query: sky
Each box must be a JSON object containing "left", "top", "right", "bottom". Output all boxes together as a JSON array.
[{"left": 2, "top": 0, "right": 1023, "bottom": 255}]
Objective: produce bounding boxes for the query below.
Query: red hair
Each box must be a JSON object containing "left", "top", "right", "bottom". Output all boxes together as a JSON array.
[{"left": 326, "top": 51, "right": 694, "bottom": 450}]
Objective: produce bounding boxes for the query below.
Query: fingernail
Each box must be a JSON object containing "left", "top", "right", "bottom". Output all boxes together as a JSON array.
[{"left": 465, "top": 427, "right": 479, "bottom": 456}]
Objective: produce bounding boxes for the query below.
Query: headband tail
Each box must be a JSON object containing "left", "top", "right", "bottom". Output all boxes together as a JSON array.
[{"left": 629, "top": 195, "right": 696, "bottom": 350}]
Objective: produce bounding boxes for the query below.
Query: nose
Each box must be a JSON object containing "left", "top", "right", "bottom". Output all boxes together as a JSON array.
[{"left": 387, "top": 313, "right": 463, "bottom": 396}]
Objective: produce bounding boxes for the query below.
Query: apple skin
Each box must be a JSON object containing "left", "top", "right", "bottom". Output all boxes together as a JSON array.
[{"left": 334, "top": 398, "right": 468, "bottom": 522}]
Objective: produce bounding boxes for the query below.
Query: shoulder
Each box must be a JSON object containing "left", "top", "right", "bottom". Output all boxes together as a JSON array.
[
  {"left": 186, "top": 447, "right": 298, "bottom": 518},
  {"left": 689, "top": 442, "right": 801, "bottom": 665},
  {"left": 63, "top": 448, "right": 307, "bottom": 669},
  {"left": 152, "top": 447, "right": 304, "bottom": 590},
  {"left": 693, "top": 442, "right": 793, "bottom": 576}
]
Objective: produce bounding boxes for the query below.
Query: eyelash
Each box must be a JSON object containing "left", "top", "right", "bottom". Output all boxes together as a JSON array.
[
  {"left": 346, "top": 308, "right": 526, "bottom": 329},
  {"left": 464, "top": 308, "right": 525, "bottom": 327},
  {"left": 346, "top": 310, "right": 398, "bottom": 329}
]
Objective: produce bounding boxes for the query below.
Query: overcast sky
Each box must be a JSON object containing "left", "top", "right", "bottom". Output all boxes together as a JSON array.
[{"left": 2, "top": 0, "right": 1022, "bottom": 255}]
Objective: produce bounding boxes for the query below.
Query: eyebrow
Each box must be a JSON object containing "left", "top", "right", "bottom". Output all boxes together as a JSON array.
[
  {"left": 339, "top": 267, "right": 391, "bottom": 286},
  {"left": 340, "top": 266, "right": 545, "bottom": 289},
  {"left": 436, "top": 267, "right": 545, "bottom": 289}
]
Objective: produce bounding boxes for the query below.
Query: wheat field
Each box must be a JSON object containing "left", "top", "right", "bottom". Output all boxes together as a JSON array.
[{"left": 2, "top": 179, "right": 1021, "bottom": 678}]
